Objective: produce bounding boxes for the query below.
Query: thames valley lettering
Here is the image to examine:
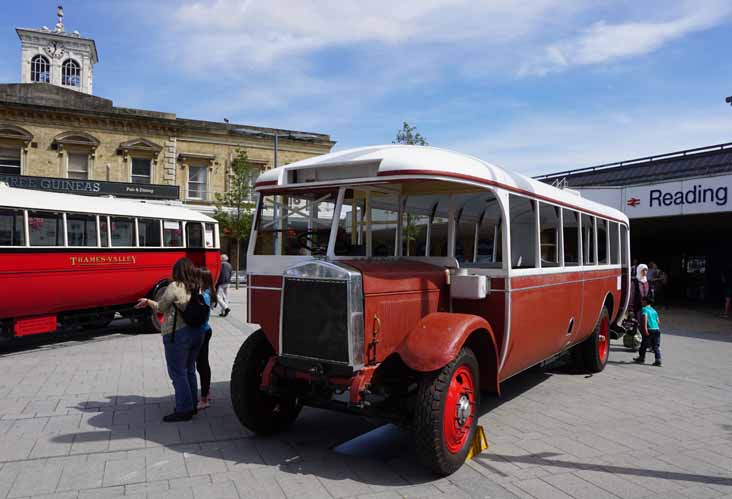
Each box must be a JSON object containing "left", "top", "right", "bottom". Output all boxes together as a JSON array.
[{"left": 70, "top": 255, "right": 136, "bottom": 266}]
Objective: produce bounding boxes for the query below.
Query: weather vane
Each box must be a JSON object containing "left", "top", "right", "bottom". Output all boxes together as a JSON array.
[{"left": 55, "top": 5, "right": 65, "bottom": 33}]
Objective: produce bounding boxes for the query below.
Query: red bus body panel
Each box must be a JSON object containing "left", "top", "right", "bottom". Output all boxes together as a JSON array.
[{"left": 0, "top": 248, "right": 220, "bottom": 332}]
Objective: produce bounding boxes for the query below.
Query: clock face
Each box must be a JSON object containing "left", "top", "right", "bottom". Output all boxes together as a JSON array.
[{"left": 44, "top": 41, "right": 65, "bottom": 59}]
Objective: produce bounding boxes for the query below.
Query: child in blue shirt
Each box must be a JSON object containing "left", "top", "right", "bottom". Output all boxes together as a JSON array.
[
  {"left": 196, "top": 268, "right": 218, "bottom": 409},
  {"left": 634, "top": 296, "right": 662, "bottom": 366}
]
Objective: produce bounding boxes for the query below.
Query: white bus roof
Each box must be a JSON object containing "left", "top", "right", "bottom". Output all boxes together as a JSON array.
[
  {"left": 0, "top": 183, "right": 216, "bottom": 223},
  {"left": 255, "top": 145, "right": 629, "bottom": 224}
]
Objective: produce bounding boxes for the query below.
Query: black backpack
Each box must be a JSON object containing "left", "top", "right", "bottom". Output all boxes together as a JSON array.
[{"left": 175, "top": 288, "right": 210, "bottom": 328}]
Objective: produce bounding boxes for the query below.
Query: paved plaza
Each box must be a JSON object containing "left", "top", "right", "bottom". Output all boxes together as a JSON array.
[{"left": 0, "top": 291, "right": 731, "bottom": 499}]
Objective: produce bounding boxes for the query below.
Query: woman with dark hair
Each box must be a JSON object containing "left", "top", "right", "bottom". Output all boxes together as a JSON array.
[
  {"left": 135, "top": 257, "right": 205, "bottom": 422},
  {"left": 196, "top": 267, "right": 217, "bottom": 409}
]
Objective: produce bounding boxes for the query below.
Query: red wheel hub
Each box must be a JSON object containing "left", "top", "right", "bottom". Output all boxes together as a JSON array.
[
  {"left": 443, "top": 365, "right": 475, "bottom": 454},
  {"left": 598, "top": 316, "right": 609, "bottom": 362}
]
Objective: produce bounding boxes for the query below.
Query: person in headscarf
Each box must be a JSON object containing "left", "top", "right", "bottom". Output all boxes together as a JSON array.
[{"left": 630, "top": 263, "right": 650, "bottom": 324}]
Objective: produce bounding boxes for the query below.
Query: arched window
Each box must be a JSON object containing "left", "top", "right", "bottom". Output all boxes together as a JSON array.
[
  {"left": 30, "top": 55, "right": 50, "bottom": 83},
  {"left": 62, "top": 59, "right": 81, "bottom": 87}
]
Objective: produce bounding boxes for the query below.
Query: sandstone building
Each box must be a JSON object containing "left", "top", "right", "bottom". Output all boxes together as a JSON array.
[{"left": 0, "top": 7, "right": 335, "bottom": 259}]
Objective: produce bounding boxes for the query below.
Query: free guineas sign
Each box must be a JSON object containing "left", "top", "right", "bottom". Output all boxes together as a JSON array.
[{"left": 577, "top": 174, "right": 732, "bottom": 219}]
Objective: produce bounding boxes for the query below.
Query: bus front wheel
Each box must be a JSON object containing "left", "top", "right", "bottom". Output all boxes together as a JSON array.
[
  {"left": 413, "top": 347, "right": 480, "bottom": 476},
  {"left": 230, "top": 330, "right": 301, "bottom": 435}
]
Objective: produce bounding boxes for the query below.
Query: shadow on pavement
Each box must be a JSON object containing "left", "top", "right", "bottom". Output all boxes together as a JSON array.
[{"left": 475, "top": 451, "right": 732, "bottom": 487}]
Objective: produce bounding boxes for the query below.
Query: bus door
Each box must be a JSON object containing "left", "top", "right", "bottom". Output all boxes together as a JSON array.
[
  {"left": 559, "top": 209, "right": 584, "bottom": 348},
  {"left": 185, "top": 222, "right": 206, "bottom": 266}
]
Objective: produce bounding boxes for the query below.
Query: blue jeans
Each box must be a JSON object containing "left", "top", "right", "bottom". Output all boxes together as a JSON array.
[{"left": 163, "top": 326, "right": 204, "bottom": 413}]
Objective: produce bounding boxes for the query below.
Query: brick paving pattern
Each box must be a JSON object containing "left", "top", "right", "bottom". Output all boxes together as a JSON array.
[{"left": 0, "top": 290, "right": 730, "bottom": 498}]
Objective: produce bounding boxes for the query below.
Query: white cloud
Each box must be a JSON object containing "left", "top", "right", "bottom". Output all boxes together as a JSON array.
[
  {"left": 520, "top": 2, "right": 731, "bottom": 76},
  {"left": 448, "top": 106, "right": 732, "bottom": 177},
  {"left": 169, "top": 0, "right": 580, "bottom": 70}
]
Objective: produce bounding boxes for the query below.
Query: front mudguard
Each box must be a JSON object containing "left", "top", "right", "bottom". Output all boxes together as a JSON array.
[{"left": 395, "top": 312, "right": 500, "bottom": 394}]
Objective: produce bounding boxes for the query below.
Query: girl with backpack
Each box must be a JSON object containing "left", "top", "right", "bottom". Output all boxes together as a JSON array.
[
  {"left": 135, "top": 257, "right": 208, "bottom": 422},
  {"left": 196, "top": 267, "right": 218, "bottom": 410}
]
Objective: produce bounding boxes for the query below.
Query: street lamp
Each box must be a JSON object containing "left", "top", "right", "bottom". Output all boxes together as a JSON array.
[
  {"left": 726, "top": 96, "right": 732, "bottom": 106},
  {"left": 232, "top": 127, "right": 323, "bottom": 168}
]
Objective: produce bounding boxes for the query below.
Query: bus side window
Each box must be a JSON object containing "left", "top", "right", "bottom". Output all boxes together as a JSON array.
[
  {"left": 100, "top": 216, "right": 110, "bottom": 247},
  {"left": 430, "top": 199, "right": 449, "bottom": 257},
  {"left": 562, "top": 209, "right": 580, "bottom": 266},
  {"left": 186, "top": 222, "right": 204, "bottom": 248},
  {"left": 138, "top": 218, "right": 161, "bottom": 247},
  {"left": 539, "top": 203, "right": 560, "bottom": 267},
  {"left": 163, "top": 220, "right": 183, "bottom": 247},
  {"left": 582, "top": 214, "right": 596, "bottom": 265},
  {"left": 205, "top": 223, "right": 216, "bottom": 248},
  {"left": 67, "top": 213, "right": 97, "bottom": 247},
  {"left": 597, "top": 219, "right": 609, "bottom": 264},
  {"left": 609, "top": 222, "right": 619, "bottom": 265},
  {"left": 28, "top": 210, "right": 63, "bottom": 246},
  {"left": 0, "top": 208, "right": 25, "bottom": 246},
  {"left": 620, "top": 224, "right": 629, "bottom": 266},
  {"left": 454, "top": 191, "right": 502, "bottom": 267},
  {"left": 110, "top": 217, "right": 136, "bottom": 247},
  {"left": 509, "top": 194, "right": 536, "bottom": 269}
]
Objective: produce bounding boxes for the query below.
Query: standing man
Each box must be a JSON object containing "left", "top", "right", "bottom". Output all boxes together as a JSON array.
[{"left": 217, "top": 254, "right": 233, "bottom": 317}]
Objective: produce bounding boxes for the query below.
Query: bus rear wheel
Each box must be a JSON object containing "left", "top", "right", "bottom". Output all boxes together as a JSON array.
[
  {"left": 230, "top": 330, "right": 301, "bottom": 435},
  {"left": 137, "top": 286, "right": 167, "bottom": 334},
  {"left": 576, "top": 308, "right": 610, "bottom": 373},
  {"left": 414, "top": 347, "right": 480, "bottom": 476}
]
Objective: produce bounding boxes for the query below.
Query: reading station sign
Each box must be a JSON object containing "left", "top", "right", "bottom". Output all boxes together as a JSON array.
[
  {"left": 0, "top": 173, "right": 179, "bottom": 200},
  {"left": 577, "top": 174, "right": 732, "bottom": 219}
]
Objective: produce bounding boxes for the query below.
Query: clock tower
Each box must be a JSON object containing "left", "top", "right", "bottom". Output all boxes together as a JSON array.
[{"left": 16, "top": 5, "right": 98, "bottom": 94}]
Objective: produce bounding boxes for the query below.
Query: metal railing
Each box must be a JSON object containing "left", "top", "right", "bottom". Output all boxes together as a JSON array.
[{"left": 534, "top": 141, "right": 732, "bottom": 182}]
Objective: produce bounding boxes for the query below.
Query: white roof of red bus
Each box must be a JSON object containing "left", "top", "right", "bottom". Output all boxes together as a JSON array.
[
  {"left": 0, "top": 183, "right": 216, "bottom": 223},
  {"left": 255, "top": 145, "right": 629, "bottom": 224}
]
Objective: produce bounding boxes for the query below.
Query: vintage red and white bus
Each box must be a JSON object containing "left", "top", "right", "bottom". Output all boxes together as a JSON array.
[
  {"left": 0, "top": 183, "right": 220, "bottom": 339},
  {"left": 231, "top": 145, "right": 630, "bottom": 475}
]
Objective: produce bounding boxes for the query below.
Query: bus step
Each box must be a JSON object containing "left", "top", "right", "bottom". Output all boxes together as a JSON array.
[{"left": 14, "top": 315, "right": 57, "bottom": 337}]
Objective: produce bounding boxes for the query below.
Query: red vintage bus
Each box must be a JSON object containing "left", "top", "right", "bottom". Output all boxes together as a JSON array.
[
  {"left": 0, "top": 183, "right": 220, "bottom": 339},
  {"left": 231, "top": 145, "right": 631, "bottom": 475}
]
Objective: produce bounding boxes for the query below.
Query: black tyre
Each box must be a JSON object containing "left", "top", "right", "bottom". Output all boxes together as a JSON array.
[
  {"left": 136, "top": 286, "right": 167, "bottom": 334},
  {"left": 230, "top": 330, "right": 301, "bottom": 435},
  {"left": 414, "top": 347, "right": 480, "bottom": 476},
  {"left": 576, "top": 307, "right": 610, "bottom": 373},
  {"left": 81, "top": 312, "right": 115, "bottom": 330}
]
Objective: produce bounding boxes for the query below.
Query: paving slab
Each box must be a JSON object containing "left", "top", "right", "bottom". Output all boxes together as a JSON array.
[{"left": 0, "top": 291, "right": 729, "bottom": 498}]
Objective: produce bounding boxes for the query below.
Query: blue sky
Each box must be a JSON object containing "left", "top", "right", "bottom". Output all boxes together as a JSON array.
[{"left": 1, "top": 0, "right": 731, "bottom": 176}]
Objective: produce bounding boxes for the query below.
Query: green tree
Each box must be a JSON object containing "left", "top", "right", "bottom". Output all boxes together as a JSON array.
[
  {"left": 214, "top": 149, "right": 257, "bottom": 289},
  {"left": 393, "top": 121, "right": 429, "bottom": 145}
]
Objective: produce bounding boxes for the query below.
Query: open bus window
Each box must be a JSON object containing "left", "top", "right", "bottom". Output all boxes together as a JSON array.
[
  {"left": 67, "top": 214, "right": 97, "bottom": 247},
  {"left": 540, "top": 203, "right": 560, "bottom": 267},
  {"left": 609, "top": 222, "right": 619, "bottom": 264},
  {"left": 582, "top": 214, "right": 596, "bottom": 265},
  {"left": 163, "top": 221, "right": 183, "bottom": 247},
  {"left": 138, "top": 219, "right": 161, "bottom": 247},
  {"left": 370, "top": 192, "right": 399, "bottom": 257},
  {"left": 0, "top": 208, "right": 24, "bottom": 246},
  {"left": 597, "top": 218, "right": 609, "bottom": 264},
  {"left": 254, "top": 193, "right": 337, "bottom": 256},
  {"left": 429, "top": 198, "right": 449, "bottom": 257},
  {"left": 335, "top": 191, "right": 367, "bottom": 256},
  {"left": 28, "top": 210, "right": 63, "bottom": 246},
  {"left": 186, "top": 222, "right": 204, "bottom": 248},
  {"left": 401, "top": 196, "right": 430, "bottom": 257},
  {"left": 509, "top": 195, "right": 536, "bottom": 268},
  {"left": 563, "top": 209, "right": 580, "bottom": 266},
  {"left": 100, "top": 217, "right": 109, "bottom": 247},
  {"left": 453, "top": 191, "right": 502, "bottom": 267},
  {"left": 205, "top": 223, "right": 215, "bottom": 248},
  {"left": 110, "top": 217, "right": 136, "bottom": 247}
]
